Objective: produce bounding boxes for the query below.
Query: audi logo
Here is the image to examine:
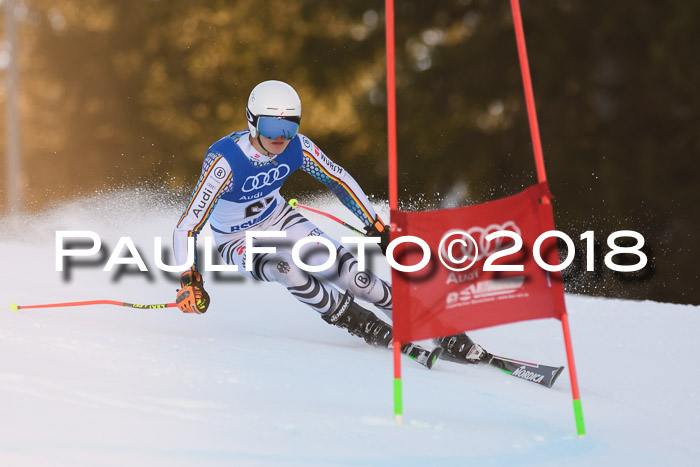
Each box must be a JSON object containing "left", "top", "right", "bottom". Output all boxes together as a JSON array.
[
  {"left": 440, "top": 221, "right": 522, "bottom": 264},
  {"left": 241, "top": 164, "right": 291, "bottom": 192}
]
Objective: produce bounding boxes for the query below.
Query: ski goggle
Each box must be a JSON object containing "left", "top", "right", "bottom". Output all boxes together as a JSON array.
[{"left": 256, "top": 116, "right": 301, "bottom": 140}]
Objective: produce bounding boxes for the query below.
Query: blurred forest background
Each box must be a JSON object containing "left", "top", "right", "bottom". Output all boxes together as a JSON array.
[{"left": 0, "top": 0, "right": 697, "bottom": 304}]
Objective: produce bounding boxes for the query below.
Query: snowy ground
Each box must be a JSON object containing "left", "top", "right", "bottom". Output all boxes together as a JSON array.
[{"left": 1, "top": 192, "right": 698, "bottom": 466}]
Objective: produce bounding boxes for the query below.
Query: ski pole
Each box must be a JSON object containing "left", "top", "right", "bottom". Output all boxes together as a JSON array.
[
  {"left": 10, "top": 300, "right": 177, "bottom": 312},
  {"left": 288, "top": 199, "right": 366, "bottom": 237}
]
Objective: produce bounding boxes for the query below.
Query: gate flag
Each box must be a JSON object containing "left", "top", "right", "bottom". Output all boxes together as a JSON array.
[
  {"left": 391, "top": 182, "right": 567, "bottom": 343},
  {"left": 383, "top": 0, "right": 584, "bottom": 436}
]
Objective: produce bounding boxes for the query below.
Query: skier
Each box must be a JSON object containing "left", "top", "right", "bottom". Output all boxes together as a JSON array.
[{"left": 172, "top": 80, "right": 489, "bottom": 364}]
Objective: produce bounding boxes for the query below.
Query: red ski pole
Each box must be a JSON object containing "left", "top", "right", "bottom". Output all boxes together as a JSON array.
[
  {"left": 10, "top": 300, "right": 177, "bottom": 311},
  {"left": 288, "top": 199, "right": 366, "bottom": 237}
]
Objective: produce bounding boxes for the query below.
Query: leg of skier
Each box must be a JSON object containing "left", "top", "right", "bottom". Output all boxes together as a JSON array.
[{"left": 213, "top": 203, "right": 392, "bottom": 347}]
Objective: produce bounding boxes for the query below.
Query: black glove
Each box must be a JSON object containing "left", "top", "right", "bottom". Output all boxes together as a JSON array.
[
  {"left": 364, "top": 217, "right": 390, "bottom": 256},
  {"left": 176, "top": 269, "right": 210, "bottom": 314}
]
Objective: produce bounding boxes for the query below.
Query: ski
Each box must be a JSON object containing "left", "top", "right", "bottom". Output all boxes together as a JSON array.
[
  {"left": 488, "top": 355, "right": 564, "bottom": 388},
  {"left": 391, "top": 341, "right": 563, "bottom": 388},
  {"left": 399, "top": 343, "right": 443, "bottom": 370},
  {"left": 434, "top": 340, "right": 564, "bottom": 388}
]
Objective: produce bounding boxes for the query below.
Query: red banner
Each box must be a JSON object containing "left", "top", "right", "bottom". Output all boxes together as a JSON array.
[{"left": 391, "top": 183, "right": 567, "bottom": 342}]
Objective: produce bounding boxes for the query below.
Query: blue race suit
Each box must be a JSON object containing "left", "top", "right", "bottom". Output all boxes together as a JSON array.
[{"left": 173, "top": 131, "right": 391, "bottom": 316}]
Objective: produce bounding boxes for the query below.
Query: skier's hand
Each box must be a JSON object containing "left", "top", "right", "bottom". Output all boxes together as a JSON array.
[
  {"left": 364, "top": 217, "right": 390, "bottom": 256},
  {"left": 176, "top": 269, "right": 210, "bottom": 314}
]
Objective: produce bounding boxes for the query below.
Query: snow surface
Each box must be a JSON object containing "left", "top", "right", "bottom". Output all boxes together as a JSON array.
[{"left": 1, "top": 191, "right": 699, "bottom": 466}]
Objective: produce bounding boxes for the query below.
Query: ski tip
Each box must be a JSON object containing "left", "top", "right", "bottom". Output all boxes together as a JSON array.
[
  {"left": 10, "top": 303, "right": 20, "bottom": 312},
  {"left": 288, "top": 198, "right": 298, "bottom": 208},
  {"left": 547, "top": 366, "right": 566, "bottom": 388},
  {"left": 426, "top": 347, "right": 443, "bottom": 370}
]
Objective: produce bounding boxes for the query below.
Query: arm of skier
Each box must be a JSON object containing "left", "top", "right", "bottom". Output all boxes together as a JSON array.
[
  {"left": 173, "top": 152, "right": 233, "bottom": 313},
  {"left": 298, "top": 135, "right": 389, "bottom": 252}
]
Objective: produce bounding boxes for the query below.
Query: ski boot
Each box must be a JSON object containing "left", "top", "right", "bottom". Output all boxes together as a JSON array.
[
  {"left": 322, "top": 291, "right": 393, "bottom": 347},
  {"left": 435, "top": 334, "right": 492, "bottom": 365}
]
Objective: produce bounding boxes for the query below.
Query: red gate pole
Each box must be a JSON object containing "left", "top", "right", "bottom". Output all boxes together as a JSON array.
[
  {"left": 385, "top": 0, "right": 402, "bottom": 425},
  {"left": 510, "top": 0, "right": 585, "bottom": 436},
  {"left": 386, "top": 0, "right": 399, "bottom": 211},
  {"left": 510, "top": 0, "right": 548, "bottom": 188}
]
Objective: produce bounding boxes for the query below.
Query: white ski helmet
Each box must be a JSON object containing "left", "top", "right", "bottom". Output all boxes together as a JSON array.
[{"left": 246, "top": 80, "right": 302, "bottom": 138}]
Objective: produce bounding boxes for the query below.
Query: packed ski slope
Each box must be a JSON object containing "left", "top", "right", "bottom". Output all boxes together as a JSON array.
[{"left": 1, "top": 191, "right": 698, "bottom": 466}]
